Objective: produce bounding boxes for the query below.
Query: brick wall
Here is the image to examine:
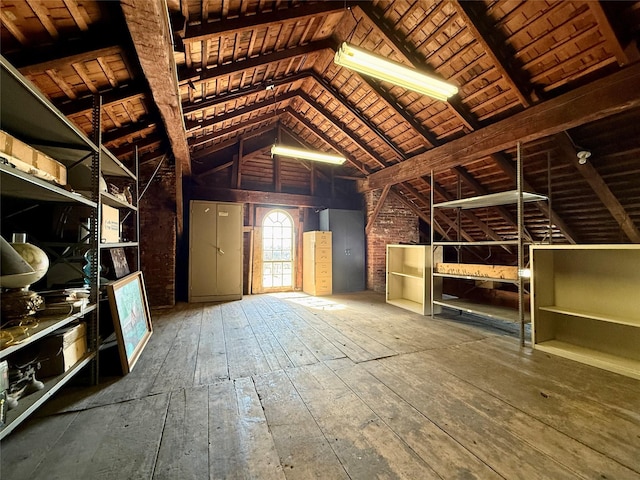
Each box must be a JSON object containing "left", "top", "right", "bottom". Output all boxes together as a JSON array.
[
  {"left": 365, "top": 190, "right": 419, "bottom": 292},
  {"left": 139, "top": 161, "right": 177, "bottom": 308}
]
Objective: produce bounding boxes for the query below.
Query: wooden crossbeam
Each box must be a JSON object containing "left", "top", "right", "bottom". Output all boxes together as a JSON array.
[
  {"left": 361, "top": 63, "right": 640, "bottom": 191},
  {"left": 365, "top": 185, "right": 391, "bottom": 235}
]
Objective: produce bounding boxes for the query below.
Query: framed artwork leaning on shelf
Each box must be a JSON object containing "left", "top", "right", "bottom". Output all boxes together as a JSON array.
[
  {"left": 106, "top": 271, "right": 152, "bottom": 374},
  {"left": 108, "top": 247, "right": 130, "bottom": 279}
]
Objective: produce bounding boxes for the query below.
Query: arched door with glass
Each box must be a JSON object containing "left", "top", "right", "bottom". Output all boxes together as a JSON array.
[{"left": 262, "top": 210, "right": 294, "bottom": 289}]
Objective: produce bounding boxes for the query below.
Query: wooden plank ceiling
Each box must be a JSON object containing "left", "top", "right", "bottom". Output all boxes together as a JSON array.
[{"left": 1, "top": 0, "right": 639, "bottom": 244}]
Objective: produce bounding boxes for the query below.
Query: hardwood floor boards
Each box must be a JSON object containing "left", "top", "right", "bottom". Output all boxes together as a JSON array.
[{"left": 1, "top": 292, "right": 639, "bottom": 479}]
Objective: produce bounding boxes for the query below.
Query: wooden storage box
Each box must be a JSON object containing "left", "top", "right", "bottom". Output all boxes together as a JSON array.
[
  {"left": 0, "top": 130, "right": 67, "bottom": 185},
  {"left": 101, "top": 204, "right": 120, "bottom": 243},
  {"left": 36, "top": 323, "right": 87, "bottom": 378}
]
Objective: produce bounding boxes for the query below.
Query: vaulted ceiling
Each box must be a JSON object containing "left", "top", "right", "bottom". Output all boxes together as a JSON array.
[{"left": 1, "top": 0, "right": 639, "bottom": 244}]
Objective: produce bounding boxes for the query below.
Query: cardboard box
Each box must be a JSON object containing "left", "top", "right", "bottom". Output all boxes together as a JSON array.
[
  {"left": 101, "top": 204, "right": 120, "bottom": 243},
  {"left": 37, "top": 323, "right": 87, "bottom": 377},
  {"left": 0, "top": 130, "right": 67, "bottom": 185}
]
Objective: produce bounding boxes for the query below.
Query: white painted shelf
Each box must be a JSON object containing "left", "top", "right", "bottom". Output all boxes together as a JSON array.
[{"left": 433, "top": 190, "right": 547, "bottom": 209}]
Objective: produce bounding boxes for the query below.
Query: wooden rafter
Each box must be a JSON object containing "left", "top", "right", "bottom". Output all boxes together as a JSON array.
[
  {"left": 185, "top": 90, "right": 297, "bottom": 130},
  {"left": 58, "top": 82, "right": 147, "bottom": 116},
  {"left": 25, "top": 0, "right": 59, "bottom": 40},
  {"left": 365, "top": 185, "right": 391, "bottom": 235},
  {"left": 16, "top": 46, "right": 123, "bottom": 75},
  {"left": 189, "top": 113, "right": 280, "bottom": 147},
  {"left": 182, "top": 2, "right": 344, "bottom": 43},
  {"left": 284, "top": 108, "right": 368, "bottom": 175},
  {"left": 588, "top": 2, "right": 639, "bottom": 66},
  {"left": 361, "top": 62, "right": 640, "bottom": 191},
  {"left": 452, "top": 1, "right": 533, "bottom": 106},
  {"left": 62, "top": 0, "right": 89, "bottom": 31},
  {"left": 555, "top": 134, "right": 640, "bottom": 243},
  {"left": 179, "top": 39, "right": 333, "bottom": 85}
]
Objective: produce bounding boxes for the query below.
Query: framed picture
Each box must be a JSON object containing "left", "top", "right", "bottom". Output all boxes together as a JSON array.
[
  {"left": 108, "top": 247, "right": 130, "bottom": 279},
  {"left": 106, "top": 271, "right": 152, "bottom": 374}
]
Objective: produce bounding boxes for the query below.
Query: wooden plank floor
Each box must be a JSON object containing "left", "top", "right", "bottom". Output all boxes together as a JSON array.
[{"left": 2, "top": 292, "right": 639, "bottom": 479}]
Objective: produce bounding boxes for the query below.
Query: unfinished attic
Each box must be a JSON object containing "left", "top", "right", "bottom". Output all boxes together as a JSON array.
[{"left": 1, "top": 1, "right": 639, "bottom": 478}]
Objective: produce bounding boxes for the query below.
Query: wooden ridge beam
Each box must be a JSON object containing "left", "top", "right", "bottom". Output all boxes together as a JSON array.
[
  {"left": 361, "top": 63, "right": 640, "bottom": 191},
  {"left": 182, "top": 3, "right": 344, "bottom": 43}
]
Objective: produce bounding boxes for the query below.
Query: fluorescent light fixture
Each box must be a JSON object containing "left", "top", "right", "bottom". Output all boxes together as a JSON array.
[
  {"left": 334, "top": 42, "right": 458, "bottom": 101},
  {"left": 271, "top": 144, "right": 346, "bottom": 165}
]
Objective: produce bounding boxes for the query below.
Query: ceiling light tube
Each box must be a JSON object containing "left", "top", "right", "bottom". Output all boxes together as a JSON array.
[
  {"left": 271, "top": 144, "right": 346, "bottom": 165},
  {"left": 334, "top": 42, "right": 458, "bottom": 101}
]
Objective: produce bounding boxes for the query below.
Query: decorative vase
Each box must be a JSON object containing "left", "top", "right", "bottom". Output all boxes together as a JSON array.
[{"left": 9, "top": 233, "right": 49, "bottom": 289}]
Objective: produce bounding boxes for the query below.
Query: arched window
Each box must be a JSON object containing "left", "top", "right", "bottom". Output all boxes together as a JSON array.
[{"left": 262, "top": 210, "right": 294, "bottom": 288}]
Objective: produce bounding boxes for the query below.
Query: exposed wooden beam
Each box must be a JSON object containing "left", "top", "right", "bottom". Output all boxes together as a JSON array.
[
  {"left": 16, "top": 45, "right": 123, "bottom": 76},
  {"left": 588, "top": 2, "right": 639, "bottom": 66},
  {"left": 199, "top": 160, "right": 233, "bottom": 178},
  {"left": 189, "top": 185, "right": 360, "bottom": 210},
  {"left": 452, "top": 1, "right": 533, "bottom": 106},
  {"left": 179, "top": 39, "right": 334, "bottom": 84},
  {"left": 6, "top": 22, "right": 126, "bottom": 70},
  {"left": 284, "top": 108, "right": 369, "bottom": 176},
  {"left": 189, "top": 113, "right": 280, "bottom": 147},
  {"left": 182, "top": 3, "right": 344, "bottom": 43},
  {"left": 102, "top": 118, "right": 157, "bottom": 145},
  {"left": 182, "top": 71, "right": 310, "bottom": 114},
  {"left": 365, "top": 185, "right": 391, "bottom": 235},
  {"left": 26, "top": 0, "right": 59, "bottom": 40},
  {"left": 355, "top": 2, "right": 478, "bottom": 131},
  {"left": 285, "top": 107, "right": 372, "bottom": 174},
  {"left": 555, "top": 133, "right": 640, "bottom": 243},
  {"left": 361, "top": 63, "right": 640, "bottom": 191},
  {"left": 121, "top": 0, "right": 191, "bottom": 205},
  {"left": 62, "top": 0, "right": 89, "bottom": 31},
  {"left": 57, "top": 81, "right": 147, "bottom": 116},
  {"left": 186, "top": 91, "right": 296, "bottom": 131}
]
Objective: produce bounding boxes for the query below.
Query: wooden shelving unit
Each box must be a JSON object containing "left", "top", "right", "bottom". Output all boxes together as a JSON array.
[
  {"left": 386, "top": 244, "right": 441, "bottom": 315},
  {"left": 530, "top": 244, "right": 640, "bottom": 380}
]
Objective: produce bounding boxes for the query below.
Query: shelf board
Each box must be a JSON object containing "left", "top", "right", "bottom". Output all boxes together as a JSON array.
[
  {"left": 0, "top": 304, "right": 96, "bottom": 359},
  {"left": 100, "top": 191, "right": 137, "bottom": 210},
  {"left": 98, "top": 241, "right": 139, "bottom": 249},
  {"left": 388, "top": 270, "right": 423, "bottom": 280},
  {"left": 434, "top": 298, "right": 530, "bottom": 323},
  {"left": 1, "top": 57, "right": 98, "bottom": 164},
  {"left": 100, "top": 146, "right": 136, "bottom": 179},
  {"left": 387, "top": 297, "right": 425, "bottom": 315},
  {"left": 0, "top": 351, "right": 97, "bottom": 440},
  {"left": 0, "top": 162, "right": 96, "bottom": 207},
  {"left": 433, "top": 190, "right": 547, "bottom": 209},
  {"left": 433, "top": 272, "right": 521, "bottom": 284},
  {"left": 433, "top": 240, "right": 521, "bottom": 246},
  {"left": 538, "top": 306, "right": 639, "bottom": 327},
  {"left": 535, "top": 340, "right": 640, "bottom": 380}
]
